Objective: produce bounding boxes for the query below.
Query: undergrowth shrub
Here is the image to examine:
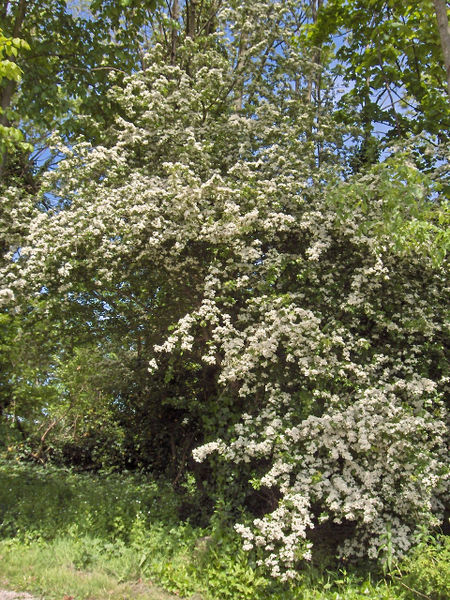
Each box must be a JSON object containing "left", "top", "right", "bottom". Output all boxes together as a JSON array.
[
  {"left": 1, "top": 460, "right": 448, "bottom": 600},
  {"left": 395, "top": 534, "right": 450, "bottom": 600},
  {"left": 0, "top": 459, "right": 179, "bottom": 540}
]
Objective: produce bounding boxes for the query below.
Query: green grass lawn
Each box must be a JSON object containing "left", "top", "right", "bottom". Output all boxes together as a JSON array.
[{"left": 0, "top": 537, "right": 177, "bottom": 600}]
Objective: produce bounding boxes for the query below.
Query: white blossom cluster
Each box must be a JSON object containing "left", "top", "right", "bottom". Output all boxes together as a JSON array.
[{"left": 1, "top": 0, "right": 448, "bottom": 580}]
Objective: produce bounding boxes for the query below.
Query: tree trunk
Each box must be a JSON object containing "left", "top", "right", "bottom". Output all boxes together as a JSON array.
[
  {"left": 170, "top": 0, "right": 180, "bottom": 65},
  {"left": 433, "top": 0, "right": 450, "bottom": 97},
  {"left": 307, "top": 0, "right": 323, "bottom": 103},
  {"left": 234, "top": 31, "right": 248, "bottom": 111},
  {"left": 187, "top": 0, "right": 197, "bottom": 39}
]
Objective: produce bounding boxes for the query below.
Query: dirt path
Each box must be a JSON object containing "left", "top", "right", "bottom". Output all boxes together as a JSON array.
[
  {"left": 0, "top": 592, "right": 38, "bottom": 600},
  {"left": 0, "top": 586, "right": 195, "bottom": 600},
  {"left": 0, "top": 577, "right": 188, "bottom": 600}
]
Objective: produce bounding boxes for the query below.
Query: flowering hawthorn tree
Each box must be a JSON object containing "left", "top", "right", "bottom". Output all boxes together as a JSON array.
[{"left": 1, "top": 0, "right": 449, "bottom": 579}]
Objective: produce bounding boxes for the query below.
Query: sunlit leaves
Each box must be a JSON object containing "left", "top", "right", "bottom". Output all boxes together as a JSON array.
[
  {"left": 0, "top": 29, "right": 31, "bottom": 156},
  {"left": 309, "top": 0, "right": 450, "bottom": 142}
]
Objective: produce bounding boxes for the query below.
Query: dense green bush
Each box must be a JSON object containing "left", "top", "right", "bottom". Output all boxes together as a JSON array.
[
  {"left": 0, "top": 460, "right": 180, "bottom": 540},
  {"left": 396, "top": 534, "right": 450, "bottom": 600}
]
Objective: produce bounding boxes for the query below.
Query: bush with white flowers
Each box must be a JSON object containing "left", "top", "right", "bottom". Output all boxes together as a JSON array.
[{"left": 2, "top": 0, "right": 448, "bottom": 579}]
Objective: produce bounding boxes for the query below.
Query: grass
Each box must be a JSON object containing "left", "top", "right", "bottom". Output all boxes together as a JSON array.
[
  {"left": 0, "top": 459, "right": 448, "bottom": 600},
  {"left": 0, "top": 537, "right": 176, "bottom": 600},
  {"left": 0, "top": 534, "right": 405, "bottom": 600}
]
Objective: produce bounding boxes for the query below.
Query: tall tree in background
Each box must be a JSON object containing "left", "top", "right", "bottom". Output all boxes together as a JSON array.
[
  {"left": 309, "top": 0, "right": 449, "bottom": 171},
  {"left": 0, "top": 0, "right": 160, "bottom": 181}
]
